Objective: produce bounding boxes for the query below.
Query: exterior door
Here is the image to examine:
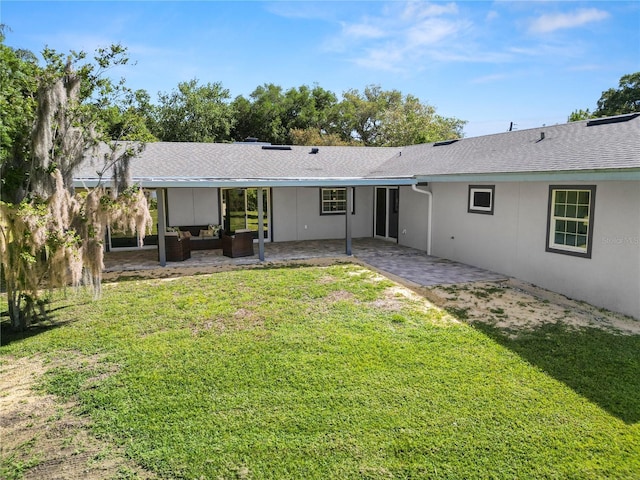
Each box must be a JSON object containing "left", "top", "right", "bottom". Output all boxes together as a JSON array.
[
  {"left": 375, "top": 187, "right": 399, "bottom": 241},
  {"left": 221, "top": 188, "right": 269, "bottom": 239}
]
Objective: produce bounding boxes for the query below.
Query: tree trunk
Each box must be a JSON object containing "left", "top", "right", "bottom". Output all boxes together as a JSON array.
[{"left": 7, "top": 286, "right": 28, "bottom": 332}]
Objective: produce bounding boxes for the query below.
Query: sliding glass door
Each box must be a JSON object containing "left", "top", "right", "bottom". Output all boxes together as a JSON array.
[{"left": 221, "top": 188, "right": 269, "bottom": 239}]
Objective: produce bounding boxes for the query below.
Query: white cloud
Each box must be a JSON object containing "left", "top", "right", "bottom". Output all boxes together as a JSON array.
[
  {"left": 406, "top": 18, "right": 464, "bottom": 47},
  {"left": 470, "top": 73, "right": 508, "bottom": 84},
  {"left": 400, "top": 1, "right": 459, "bottom": 20},
  {"left": 298, "top": 1, "right": 611, "bottom": 75},
  {"left": 529, "top": 8, "right": 610, "bottom": 34},
  {"left": 508, "top": 42, "right": 583, "bottom": 59},
  {"left": 263, "top": 2, "right": 338, "bottom": 21},
  {"left": 566, "top": 64, "right": 604, "bottom": 72},
  {"left": 486, "top": 10, "right": 499, "bottom": 22},
  {"left": 352, "top": 46, "right": 406, "bottom": 72},
  {"left": 341, "top": 22, "right": 387, "bottom": 40},
  {"left": 328, "top": 1, "right": 471, "bottom": 72}
]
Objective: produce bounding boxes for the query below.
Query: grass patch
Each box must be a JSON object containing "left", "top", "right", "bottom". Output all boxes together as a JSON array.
[
  {"left": 2, "top": 265, "right": 639, "bottom": 479},
  {"left": 0, "top": 438, "right": 40, "bottom": 480},
  {"left": 444, "top": 306, "right": 469, "bottom": 320},
  {"left": 473, "top": 321, "right": 640, "bottom": 424}
]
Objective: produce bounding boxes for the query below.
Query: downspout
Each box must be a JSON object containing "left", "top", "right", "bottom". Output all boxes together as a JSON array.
[{"left": 411, "top": 184, "right": 432, "bottom": 256}]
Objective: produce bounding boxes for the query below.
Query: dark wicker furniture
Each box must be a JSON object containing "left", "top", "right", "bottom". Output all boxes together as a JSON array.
[
  {"left": 222, "top": 231, "right": 255, "bottom": 258},
  {"left": 165, "top": 235, "right": 191, "bottom": 261}
]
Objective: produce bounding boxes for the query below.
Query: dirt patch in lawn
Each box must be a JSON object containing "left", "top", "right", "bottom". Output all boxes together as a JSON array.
[
  {"left": 426, "top": 279, "right": 640, "bottom": 336},
  {"left": 0, "top": 356, "right": 155, "bottom": 480},
  {"left": 101, "top": 256, "right": 349, "bottom": 283}
]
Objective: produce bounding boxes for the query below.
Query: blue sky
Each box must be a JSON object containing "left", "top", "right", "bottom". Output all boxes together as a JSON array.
[{"left": 2, "top": 1, "right": 639, "bottom": 138}]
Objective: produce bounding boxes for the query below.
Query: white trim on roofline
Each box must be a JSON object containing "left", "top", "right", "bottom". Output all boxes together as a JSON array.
[
  {"left": 415, "top": 168, "right": 640, "bottom": 183},
  {"left": 73, "top": 177, "right": 418, "bottom": 189}
]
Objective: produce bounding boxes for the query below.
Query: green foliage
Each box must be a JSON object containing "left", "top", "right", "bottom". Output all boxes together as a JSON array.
[
  {"left": 569, "top": 72, "right": 640, "bottom": 121},
  {"left": 231, "top": 83, "right": 464, "bottom": 145},
  {"left": 153, "top": 78, "right": 234, "bottom": 142},
  {"left": 0, "top": 35, "right": 152, "bottom": 331},
  {"left": 289, "top": 127, "right": 357, "bottom": 146},
  {"left": 330, "top": 85, "right": 465, "bottom": 146},
  {"left": 568, "top": 108, "right": 594, "bottom": 122},
  {"left": 231, "top": 83, "right": 291, "bottom": 144},
  {"left": 595, "top": 71, "right": 640, "bottom": 116},
  {"left": 0, "top": 30, "right": 40, "bottom": 202},
  {"left": 100, "top": 104, "right": 156, "bottom": 142},
  {"left": 2, "top": 266, "right": 638, "bottom": 479},
  {"left": 2, "top": 30, "right": 467, "bottom": 152}
]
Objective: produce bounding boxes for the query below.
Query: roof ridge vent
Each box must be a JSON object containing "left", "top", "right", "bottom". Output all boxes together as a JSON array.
[
  {"left": 261, "top": 145, "right": 292, "bottom": 151},
  {"left": 587, "top": 113, "right": 640, "bottom": 126},
  {"left": 433, "top": 139, "right": 459, "bottom": 147}
]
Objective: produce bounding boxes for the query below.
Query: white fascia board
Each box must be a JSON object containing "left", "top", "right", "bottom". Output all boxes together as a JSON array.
[
  {"left": 73, "top": 177, "right": 417, "bottom": 189},
  {"left": 415, "top": 169, "right": 640, "bottom": 183}
]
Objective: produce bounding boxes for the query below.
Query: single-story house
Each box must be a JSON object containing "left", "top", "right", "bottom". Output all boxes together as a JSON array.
[{"left": 75, "top": 113, "right": 640, "bottom": 319}]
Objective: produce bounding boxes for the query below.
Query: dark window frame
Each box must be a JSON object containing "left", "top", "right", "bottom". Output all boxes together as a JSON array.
[
  {"left": 545, "top": 185, "right": 596, "bottom": 259},
  {"left": 468, "top": 185, "right": 495, "bottom": 215}
]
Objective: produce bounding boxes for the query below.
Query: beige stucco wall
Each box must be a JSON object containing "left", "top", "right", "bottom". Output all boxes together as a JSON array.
[
  {"left": 272, "top": 187, "right": 374, "bottom": 242},
  {"left": 430, "top": 181, "right": 640, "bottom": 319},
  {"left": 397, "top": 186, "right": 430, "bottom": 251},
  {"left": 166, "top": 188, "right": 220, "bottom": 226},
  {"left": 166, "top": 186, "right": 373, "bottom": 241}
]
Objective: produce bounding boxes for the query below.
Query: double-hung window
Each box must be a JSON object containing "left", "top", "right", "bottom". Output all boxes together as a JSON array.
[
  {"left": 546, "top": 186, "right": 596, "bottom": 258},
  {"left": 320, "top": 188, "right": 354, "bottom": 215}
]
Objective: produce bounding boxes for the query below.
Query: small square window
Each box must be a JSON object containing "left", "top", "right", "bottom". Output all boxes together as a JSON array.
[{"left": 468, "top": 185, "right": 495, "bottom": 215}]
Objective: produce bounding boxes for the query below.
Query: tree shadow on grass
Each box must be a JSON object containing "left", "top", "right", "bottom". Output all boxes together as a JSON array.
[
  {"left": 471, "top": 321, "right": 640, "bottom": 425},
  {"left": 0, "top": 303, "right": 82, "bottom": 347}
]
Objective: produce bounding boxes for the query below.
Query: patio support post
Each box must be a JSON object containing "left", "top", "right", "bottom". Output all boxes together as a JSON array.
[
  {"left": 345, "top": 186, "right": 353, "bottom": 256},
  {"left": 257, "top": 187, "right": 265, "bottom": 261},
  {"left": 157, "top": 188, "right": 167, "bottom": 266}
]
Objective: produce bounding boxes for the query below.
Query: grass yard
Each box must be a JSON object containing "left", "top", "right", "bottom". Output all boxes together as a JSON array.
[{"left": 1, "top": 264, "right": 639, "bottom": 479}]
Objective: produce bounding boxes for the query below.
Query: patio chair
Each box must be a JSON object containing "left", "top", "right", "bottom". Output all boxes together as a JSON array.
[{"left": 222, "top": 230, "right": 254, "bottom": 258}]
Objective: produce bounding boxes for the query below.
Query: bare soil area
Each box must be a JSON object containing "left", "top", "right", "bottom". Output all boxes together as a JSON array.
[
  {"left": 426, "top": 278, "right": 640, "bottom": 336},
  {"left": 0, "top": 356, "right": 155, "bottom": 480}
]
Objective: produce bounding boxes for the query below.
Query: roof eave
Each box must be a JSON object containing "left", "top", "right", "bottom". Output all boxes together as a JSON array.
[
  {"left": 73, "top": 177, "right": 417, "bottom": 189},
  {"left": 415, "top": 168, "right": 640, "bottom": 183}
]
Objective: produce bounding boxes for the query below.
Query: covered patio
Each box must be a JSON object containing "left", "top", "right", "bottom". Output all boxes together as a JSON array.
[{"left": 103, "top": 238, "right": 506, "bottom": 287}]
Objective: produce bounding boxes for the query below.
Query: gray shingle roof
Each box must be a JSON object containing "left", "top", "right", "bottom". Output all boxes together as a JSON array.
[
  {"left": 75, "top": 114, "right": 640, "bottom": 186},
  {"left": 76, "top": 143, "right": 401, "bottom": 184},
  {"left": 374, "top": 114, "right": 640, "bottom": 178}
]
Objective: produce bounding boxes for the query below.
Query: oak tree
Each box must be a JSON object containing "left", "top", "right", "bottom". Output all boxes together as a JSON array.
[{"left": 0, "top": 36, "right": 151, "bottom": 331}]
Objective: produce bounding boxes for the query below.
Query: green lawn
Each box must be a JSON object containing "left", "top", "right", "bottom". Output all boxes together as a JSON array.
[{"left": 1, "top": 265, "right": 639, "bottom": 479}]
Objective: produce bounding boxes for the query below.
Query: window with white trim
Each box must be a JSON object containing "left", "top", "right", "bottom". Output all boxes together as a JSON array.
[
  {"left": 468, "top": 185, "right": 495, "bottom": 215},
  {"left": 546, "top": 186, "right": 596, "bottom": 258},
  {"left": 320, "top": 188, "right": 354, "bottom": 215}
]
